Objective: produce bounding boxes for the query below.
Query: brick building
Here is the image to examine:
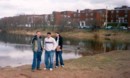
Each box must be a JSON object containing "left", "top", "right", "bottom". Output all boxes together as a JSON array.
[
  {"left": 72, "top": 10, "right": 80, "bottom": 26},
  {"left": 53, "top": 11, "right": 62, "bottom": 26},
  {"left": 79, "top": 9, "right": 106, "bottom": 27},
  {"left": 1, "top": 5, "right": 130, "bottom": 29},
  {"left": 94, "top": 9, "right": 106, "bottom": 27},
  {"left": 53, "top": 11, "right": 75, "bottom": 26},
  {"left": 107, "top": 5, "right": 130, "bottom": 28},
  {"left": 128, "top": 10, "right": 130, "bottom": 28}
]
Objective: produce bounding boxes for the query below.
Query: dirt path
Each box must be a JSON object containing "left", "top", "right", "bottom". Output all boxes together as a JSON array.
[{"left": 0, "top": 67, "right": 130, "bottom": 78}]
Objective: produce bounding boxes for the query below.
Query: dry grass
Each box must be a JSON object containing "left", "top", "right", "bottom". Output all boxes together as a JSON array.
[
  {"left": 9, "top": 29, "right": 130, "bottom": 42},
  {"left": 65, "top": 50, "right": 130, "bottom": 70}
]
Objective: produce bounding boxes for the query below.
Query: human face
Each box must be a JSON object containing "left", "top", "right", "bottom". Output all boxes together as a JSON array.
[
  {"left": 47, "top": 34, "right": 51, "bottom": 38},
  {"left": 36, "top": 32, "right": 41, "bottom": 37},
  {"left": 56, "top": 33, "right": 59, "bottom": 37}
]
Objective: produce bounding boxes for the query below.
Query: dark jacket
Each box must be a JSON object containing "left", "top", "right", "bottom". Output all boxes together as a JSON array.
[
  {"left": 31, "top": 35, "right": 43, "bottom": 52},
  {"left": 55, "top": 36, "right": 63, "bottom": 49}
]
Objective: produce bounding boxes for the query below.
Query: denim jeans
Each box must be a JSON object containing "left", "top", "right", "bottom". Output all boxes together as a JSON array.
[
  {"left": 32, "top": 51, "right": 42, "bottom": 70},
  {"left": 45, "top": 50, "right": 55, "bottom": 69},
  {"left": 55, "top": 51, "right": 64, "bottom": 66}
]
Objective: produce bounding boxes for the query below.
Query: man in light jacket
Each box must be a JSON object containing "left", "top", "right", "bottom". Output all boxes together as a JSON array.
[{"left": 44, "top": 32, "right": 57, "bottom": 71}]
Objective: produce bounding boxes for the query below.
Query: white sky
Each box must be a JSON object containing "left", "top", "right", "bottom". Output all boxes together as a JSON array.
[{"left": 0, "top": 0, "right": 129, "bottom": 18}]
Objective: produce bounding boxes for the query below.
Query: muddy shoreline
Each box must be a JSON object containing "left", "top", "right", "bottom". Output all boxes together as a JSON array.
[{"left": 0, "top": 50, "right": 130, "bottom": 78}]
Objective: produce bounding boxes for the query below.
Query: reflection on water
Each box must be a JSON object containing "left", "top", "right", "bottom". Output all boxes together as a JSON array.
[
  {"left": 67, "top": 39, "right": 130, "bottom": 56},
  {"left": 0, "top": 32, "right": 130, "bottom": 67}
]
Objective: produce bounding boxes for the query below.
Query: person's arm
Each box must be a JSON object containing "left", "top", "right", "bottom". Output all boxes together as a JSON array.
[
  {"left": 53, "top": 38, "right": 58, "bottom": 50},
  {"left": 31, "top": 36, "right": 35, "bottom": 52},
  {"left": 59, "top": 37, "right": 63, "bottom": 49},
  {"left": 31, "top": 37, "right": 35, "bottom": 44},
  {"left": 41, "top": 39, "right": 44, "bottom": 51},
  {"left": 43, "top": 38, "right": 46, "bottom": 50}
]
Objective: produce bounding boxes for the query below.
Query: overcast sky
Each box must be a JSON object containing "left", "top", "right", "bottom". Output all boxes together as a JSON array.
[{"left": 0, "top": 0, "right": 130, "bottom": 18}]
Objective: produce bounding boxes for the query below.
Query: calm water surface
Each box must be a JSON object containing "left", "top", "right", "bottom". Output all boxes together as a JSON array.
[{"left": 0, "top": 32, "right": 130, "bottom": 67}]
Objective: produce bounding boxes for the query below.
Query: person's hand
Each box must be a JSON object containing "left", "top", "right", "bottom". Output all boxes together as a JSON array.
[
  {"left": 42, "top": 47, "right": 45, "bottom": 50},
  {"left": 57, "top": 46, "right": 60, "bottom": 48},
  {"left": 56, "top": 46, "right": 61, "bottom": 51}
]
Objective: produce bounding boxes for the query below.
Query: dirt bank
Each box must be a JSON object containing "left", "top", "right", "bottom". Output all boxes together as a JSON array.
[{"left": 0, "top": 50, "right": 130, "bottom": 78}]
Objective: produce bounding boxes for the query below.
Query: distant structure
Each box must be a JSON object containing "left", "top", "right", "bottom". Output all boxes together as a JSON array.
[
  {"left": 108, "top": 5, "right": 130, "bottom": 28},
  {"left": 0, "top": 5, "right": 130, "bottom": 29}
]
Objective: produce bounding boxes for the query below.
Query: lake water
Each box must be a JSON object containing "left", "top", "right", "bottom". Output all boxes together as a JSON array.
[{"left": 0, "top": 32, "right": 130, "bottom": 67}]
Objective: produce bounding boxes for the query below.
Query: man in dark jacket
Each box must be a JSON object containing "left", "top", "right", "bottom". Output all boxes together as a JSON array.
[
  {"left": 55, "top": 32, "right": 64, "bottom": 68},
  {"left": 31, "top": 31, "right": 43, "bottom": 72}
]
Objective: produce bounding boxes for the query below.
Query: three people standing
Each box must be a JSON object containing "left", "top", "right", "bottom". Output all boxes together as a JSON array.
[{"left": 31, "top": 31, "right": 64, "bottom": 71}]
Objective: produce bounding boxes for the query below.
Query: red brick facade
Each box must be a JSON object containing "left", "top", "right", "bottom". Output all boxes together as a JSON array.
[
  {"left": 77, "top": 9, "right": 106, "bottom": 27},
  {"left": 51, "top": 5, "right": 130, "bottom": 28},
  {"left": 53, "top": 11, "right": 74, "bottom": 26},
  {"left": 107, "top": 6, "right": 130, "bottom": 27},
  {"left": 53, "top": 12, "right": 62, "bottom": 26},
  {"left": 128, "top": 10, "right": 130, "bottom": 28}
]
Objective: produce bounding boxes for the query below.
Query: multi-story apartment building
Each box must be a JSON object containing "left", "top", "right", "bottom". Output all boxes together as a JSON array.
[
  {"left": 108, "top": 5, "right": 130, "bottom": 28},
  {"left": 0, "top": 5, "right": 130, "bottom": 29},
  {"left": 128, "top": 10, "right": 130, "bottom": 28},
  {"left": 78, "top": 9, "right": 106, "bottom": 27},
  {"left": 53, "top": 11, "right": 75, "bottom": 26}
]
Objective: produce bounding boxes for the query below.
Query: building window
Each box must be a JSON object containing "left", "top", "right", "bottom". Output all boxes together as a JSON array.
[
  {"left": 78, "top": 14, "right": 80, "bottom": 17},
  {"left": 116, "top": 10, "right": 119, "bottom": 13},
  {"left": 125, "top": 15, "right": 128, "bottom": 17},
  {"left": 102, "top": 14, "right": 104, "bottom": 17},
  {"left": 122, "top": 19, "right": 124, "bottom": 23},
  {"left": 68, "top": 16, "right": 70, "bottom": 18},
  {"left": 111, "top": 15, "right": 113, "bottom": 18},
  {"left": 91, "top": 13, "right": 93, "bottom": 16},
  {"left": 90, "top": 18, "right": 93, "bottom": 20},
  {"left": 111, "top": 11, "right": 113, "bottom": 14},
  {"left": 74, "top": 14, "right": 76, "bottom": 17},
  {"left": 86, "top": 13, "right": 88, "bottom": 16},
  {"left": 116, "top": 15, "right": 118, "bottom": 18},
  {"left": 125, "top": 20, "right": 127, "bottom": 22},
  {"left": 64, "top": 15, "right": 67, "bottom": 17},
  {"left": 86, "top": 18, "right": 88, "bottom": 21},
  {"left": 125, "top": 10, "right": 128, "bottom": 14},
  {"left": 99, "top": 11, "right": 102, "bottom": 13}
]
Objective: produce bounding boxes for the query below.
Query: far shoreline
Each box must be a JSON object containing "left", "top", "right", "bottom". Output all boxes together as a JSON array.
[{"left": 6, "top": 29, "right": 130, "bottom": 43}]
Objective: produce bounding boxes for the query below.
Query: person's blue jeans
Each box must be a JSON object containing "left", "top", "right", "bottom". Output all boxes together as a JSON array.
[
  {"left": 55, "top": 51, "right": 64, "bottom": 66},
  {"left": 32, "top": 51, "right": 42, "bottom": 70},
  {"left": 45, "top": 50, "right": 54, "bottom": 69}
]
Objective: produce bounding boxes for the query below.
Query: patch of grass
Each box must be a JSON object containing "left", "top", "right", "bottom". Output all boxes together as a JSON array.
[
  {"left": 65, "top": 55, "right": 113, "bottom": 70},
  {"left": 65, "top": 50, "right": 130, "bottom": 70}
]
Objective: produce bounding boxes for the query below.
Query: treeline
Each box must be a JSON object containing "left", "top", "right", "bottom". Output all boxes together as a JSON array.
[
  {"left": 0, "top": 14, "right": 78, "bottom": 32},
  {"left": 0, "top": 15, "right": 48, "bottom": 30}
]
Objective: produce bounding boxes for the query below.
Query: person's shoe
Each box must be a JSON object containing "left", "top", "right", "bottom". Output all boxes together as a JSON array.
[
  {"left": 61, "top": 65, "right": 64, "bottom": 68},
  {"left": 50, "top": 68, "right": 53, "bottom": 71},
  {"left": 44, "top": 68, "right": 47, "bottom": 70},
  {"left": 32, "top": 70, "right": 35, "bottom": 72},
  {"left": 55, "top": 66, "right": 58, "bottom": 68}
]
